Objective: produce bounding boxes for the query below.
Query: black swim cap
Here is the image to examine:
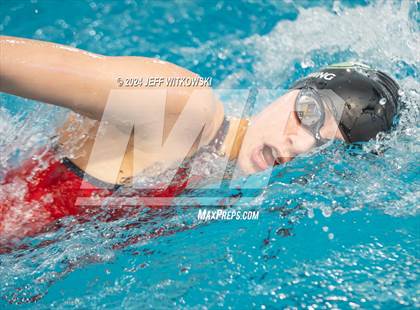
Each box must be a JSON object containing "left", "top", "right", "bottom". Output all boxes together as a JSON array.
[{"left": 291, "top": 62, "right": 401, "bottom": 143}]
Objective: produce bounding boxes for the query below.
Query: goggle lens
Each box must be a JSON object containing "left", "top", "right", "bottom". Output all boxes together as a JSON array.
[
  {"left": 296, "top": 92, "right": 323, "bottom": 127},
  {"left": 294, "top": 88, "right": 327, "bottom": 145}
]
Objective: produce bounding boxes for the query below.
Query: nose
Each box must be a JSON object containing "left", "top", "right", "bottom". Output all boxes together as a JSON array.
[{"left": 276, "top": 137, "right": 295, "bottom": 164}]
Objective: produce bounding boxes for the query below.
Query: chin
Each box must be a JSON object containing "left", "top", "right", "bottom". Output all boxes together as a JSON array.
[
  {"left": 237, "top": 155, "right": 257, "bottom": 175},
  {"left": 237, "top": 155, "right": 250, "bottom": 175}
]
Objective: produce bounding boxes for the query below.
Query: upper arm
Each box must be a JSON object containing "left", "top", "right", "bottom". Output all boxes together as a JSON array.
[{"left": 86, "top": 55, "right": 224, "bottom": 145}]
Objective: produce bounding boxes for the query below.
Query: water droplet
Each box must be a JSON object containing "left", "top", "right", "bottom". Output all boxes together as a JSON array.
[
  {"left": 167, "top": 15, "right": 175, "bottom": 24},
  {"left": 217, "top": 51, "right": 227, "bottom": 60},
  {"left": 301, "top": 58, "right": 314, "bottom": 69},
  {"left": 321, "top": 206, "right": 332, "bottom": 217},
  {"left": 332, "top": 0, "right": 342, "bottom": 15},
  {"left": 379, "top": 98, "right": 387, "bottom": 105},
  {"left": 307, "top": 208, "right": 314, "bottom": 218}
]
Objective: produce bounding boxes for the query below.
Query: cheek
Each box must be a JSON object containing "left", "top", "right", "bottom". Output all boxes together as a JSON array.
[
  {"left": 253, "top": 109, "right": 286, "bottom": 136},
  {"left": 241, "top": 106, "right": 291, "bottom": 155},
  {"left": 244, "top": 114, "right": 279, "bottom": 148},
  {"left": 291, "top": 128, "right": 317, "bottom": 153},
  {"left": 239, "top": 125, "right": 259, "bottom": 155}
]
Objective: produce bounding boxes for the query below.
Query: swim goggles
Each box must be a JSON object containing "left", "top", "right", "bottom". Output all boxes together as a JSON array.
[{"left": 294, "top": 87, "right": 329, "bottom": 146}]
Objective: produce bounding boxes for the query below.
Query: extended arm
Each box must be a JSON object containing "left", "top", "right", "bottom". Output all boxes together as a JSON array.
[
  {"left": 0, "top": 35, "right": 115, "bottom": 118},
  {"left": 0, "top": 36, "right": 223, "bottom": 142}
]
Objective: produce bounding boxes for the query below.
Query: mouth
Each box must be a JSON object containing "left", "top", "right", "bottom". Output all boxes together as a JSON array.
[{"left": 250, "top": 144, "right": 281, "bottom": 171}]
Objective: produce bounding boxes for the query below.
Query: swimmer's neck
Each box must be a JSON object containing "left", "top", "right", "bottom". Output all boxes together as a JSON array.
[{"left": 219, "top": 117, "right": 249, "bottom": 160}]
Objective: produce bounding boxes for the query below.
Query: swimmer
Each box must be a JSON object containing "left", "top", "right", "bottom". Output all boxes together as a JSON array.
[{"left": 0, "top": 36, "right": 401, "bottom": 239}]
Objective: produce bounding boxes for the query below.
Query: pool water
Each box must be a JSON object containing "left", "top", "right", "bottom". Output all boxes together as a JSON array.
[{"left": 0, "top": 0, "right": 419, "bottom": 309}]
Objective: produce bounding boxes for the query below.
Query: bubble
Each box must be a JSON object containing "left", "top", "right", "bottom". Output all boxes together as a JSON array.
[
  {"left": 328, "top": 233, "right": 334, "bottom": 240},
  {"left": 321, "top": 207, "right": 332, "bottom": 218},
  {"left": 217, "top": 51, "right": 227, "bottom": 60},
  {"left": 379, "top": 98, "right": 387, "bottom": 105}
]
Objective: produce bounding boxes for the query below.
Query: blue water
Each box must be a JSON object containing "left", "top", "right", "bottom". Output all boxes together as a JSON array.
[{"left": 0, "top": 0, "right": 419, "bottom": 309}]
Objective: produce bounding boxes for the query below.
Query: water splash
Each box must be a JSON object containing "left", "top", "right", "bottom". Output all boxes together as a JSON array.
[
  {"left": 250, "top": 1, "right": 419, "bottom": 87},
  {"left": 0, "top": 0, "right": 419, "bottom": 308}
]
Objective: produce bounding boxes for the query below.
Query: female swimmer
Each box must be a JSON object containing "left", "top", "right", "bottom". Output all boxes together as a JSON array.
[{"left": 0, "top": 36, "right": 400, "bottom": 239}]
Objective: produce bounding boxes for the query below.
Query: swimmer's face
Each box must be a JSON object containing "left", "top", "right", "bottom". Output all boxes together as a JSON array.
[{"left": 238, "top": 90, "right": 345, "bottom": 174}]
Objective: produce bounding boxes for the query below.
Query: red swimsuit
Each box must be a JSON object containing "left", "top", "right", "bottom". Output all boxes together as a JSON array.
[{"left": 0, "top": 150, "right": 193, "bottom": 240}]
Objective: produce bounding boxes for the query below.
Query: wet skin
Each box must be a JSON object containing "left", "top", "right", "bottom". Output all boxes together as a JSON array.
[
  {"left": 0, "top": 36, "right": 345, "bottom": 182},
  {"left": 236, "top": 90, "right": 345, "bottom": 174}
]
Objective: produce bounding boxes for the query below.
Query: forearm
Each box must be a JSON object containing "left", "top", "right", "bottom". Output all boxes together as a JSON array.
[{"left": 0, "top": 36, "right": 111, "bottom": 118}]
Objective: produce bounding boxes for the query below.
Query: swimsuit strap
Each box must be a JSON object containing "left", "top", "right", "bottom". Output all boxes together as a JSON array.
[
  {"left": 61, "top": 157, "right": 122, "bottom": 191},
  {"left": 210, "top": 116, "right": 230, "bottom": 155}
]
